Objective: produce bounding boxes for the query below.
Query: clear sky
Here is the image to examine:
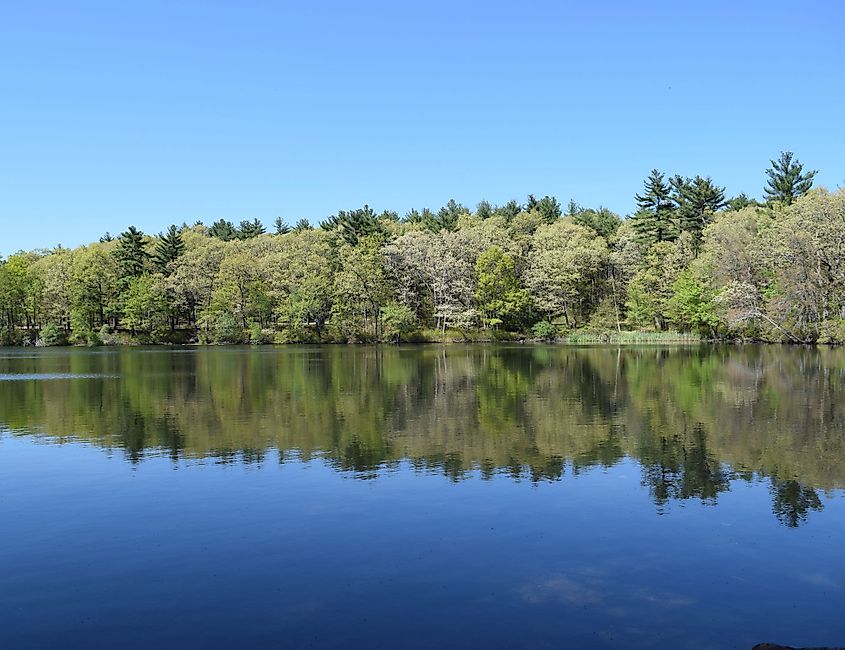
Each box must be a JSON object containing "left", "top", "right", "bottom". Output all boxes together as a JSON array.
[{"left": 1, "top": 0, "right": 843, "bottom": 255}]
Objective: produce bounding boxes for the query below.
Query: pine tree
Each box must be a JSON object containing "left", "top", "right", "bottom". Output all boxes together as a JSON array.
[
  {"left": 532, "top": 195, "right": 562, "bottom": 223},
  {"left": 155, "top": 225, "right": 185, "bottom": 273},
  {"left": 337, "top": 205, "right": 382, "bottom": 245},
  {"left": 493, "top": 199, "right": 521, "bottom": 222},
  {"left": 671, "top": 175, "right": 726, "bottom": 242},
  {"left": 764, "top": 151, "right": 817, "bottom": 205},
  {"left": 426, "top": 199, "right": 466, "bottom": 231},
  {"left": 237, "top": 218, "right": 265, "bottom": 239},
  {"left": 293, "top": 218, "right": 312, "bottom": 233},
  {"left": 208, "top": 219, "right": 238, "bottom": 241},
  {"left": 274, "top": 217, "right": 290, "bottom": 235},
  {"left": 475, "top": 200, "right": 493, "bottom": 220},
  {"left": 115, "top": 226, "right": 150, "bottom": 279},
  {"left": 726, "top": 193, "right": 761, "bottom": 211},
  {"left": 633, "top": 169, "right": 678, "bottom": 244},
  {"left": 320, "top": 214, "right": 340, "bottom": 231},
  {"left": 403, "top": 209, "right": 423, "bottom": 224}
]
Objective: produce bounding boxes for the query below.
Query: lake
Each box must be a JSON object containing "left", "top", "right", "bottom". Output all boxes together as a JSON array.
[{"left": 1, "top": 345, "right": 844, "bottom": 649}]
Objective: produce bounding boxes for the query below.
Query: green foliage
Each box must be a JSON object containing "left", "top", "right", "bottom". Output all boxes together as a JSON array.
[
  {"left": 207, "top": 311, "right": 244, "bottom": 344},
  {"left": 122, "top": 274, "right": 169, "bottom": 341},
  {"left": 526, "top": 194, "right": 562, "bottom": 223},
  {"left": 572, "top": 207, "right": 622, "bottom": 238},
  {"left": 666, "top": 268, "right": 721, "bottom": 335},
  {"left": 818, "top": 318, "right": 845, "bottom": 345},
  {"left": 380, "top": 302, "right": 417, "bottom": 343},
  {"left": 726, "top": 193, "right": 761, "bottom": 211},
  {"left": 633, "top": 169, "right": 678, "bottom": 244},
  {"left": 764, "top": 151, "right": 816, "bottom": 206},
  {"left": 4, "top": 163, "right": 843, "bottom": 347},
  {"left": 115, "top": 226, "right": 150, "bottom": 279},
  {"left": 475, "top": 246, "right": 530, "bottom": 328},
  {"left": 38, "top": 323, "right": 67, "bottom": 346},
  {"left": 428, "top": 199, "right": 466, "bottom": 232},
  {"left": 531, "top": 320, "right": 558, "bottom": 341},
  {"left": 274, "top": 217, "right": 290, "bottom": 235},
  {"left": 670, "top": 175, "right": 727, "bottom": 244},
  {"left": 209, "top": 219, "right": 238, "bottom": 241},
  {"left": 155, "top": 225, "right": 186, "bottom": 273},
  {"left": 237, "top": 218, "right": 265, "bottom": 239}
]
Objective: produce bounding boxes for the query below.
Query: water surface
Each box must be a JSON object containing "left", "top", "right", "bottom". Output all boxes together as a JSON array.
[{"left": 1, "top": 345, "right": 844, "bottom": 649}]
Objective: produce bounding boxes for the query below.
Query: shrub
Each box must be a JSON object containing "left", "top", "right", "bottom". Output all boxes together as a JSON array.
[
  {"left": 38, "top": 323, "right": 67, "bottom": 347},
  {"left": 0, "top": 328, "right": 23, "bottom": 346},
  {"left": 380, "top": 303, "right": 418, "bottom": 343},
  {"left": 818, "top": 319, "right": 845, "bottom": 345},
  {"left": 209, "top": 312, "right": 244, "bottom": 344},
  {"left": 531, "top": 320, "right": 558, "bottom": 341}
]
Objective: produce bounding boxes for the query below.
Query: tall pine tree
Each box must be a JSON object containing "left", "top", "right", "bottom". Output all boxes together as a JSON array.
[
  {"left": 671, "top": 175, "right": 726, "bottom": 243},
  {"left": 764, "top": 151, "right": 817, "bottom": 205},
  {"left": 208, "top": 219, "right": 237, "bottom": 241},
  {"left": 237, "top": 218, "right": 265, "bottom": 239},
  {"left": 274, "top": 217, "right": 290, "bottom": 235},
  {"left": 115, "top": 226, "right": 150, "bottom": 280},
  {"left": 633, "top": 169, "right": 678, "bottom": 244},
  {"left": 155, "top": 225, "right": 185, "bottom": 274}
]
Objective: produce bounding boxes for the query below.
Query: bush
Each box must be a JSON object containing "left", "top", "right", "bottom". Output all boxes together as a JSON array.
[
  {"left": 531, "top": 320, "right": 558, "bottom": 341},
  {"left": 209, "top": 312, "right": 244, "bottom": 344},
  {"left": 380, "top": 303, "right": 418, "bottom": 343},
  {"left": 818, "top": 319, "right": 845, "bottom": 345},
  {"left": 38, "top": 323, "right": 67, "bottom": 347},
  {"left": 0, "top": 328, "right": 23, "bottom": 346},
  {"left": 248, "top": 322, "right": 272, "bottom": 345}
]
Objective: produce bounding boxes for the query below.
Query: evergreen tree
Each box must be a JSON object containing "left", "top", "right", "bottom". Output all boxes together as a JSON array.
[
  {"left": 532, "top": 195, "right": 562, "bottom": 223},
  {"left": 764, "top": 151, "right": 817, "bottom": 205},
  {"left": 671, "top": 175, "right": 726, "bottom": 242},
  {"left": 238, "top": 218, "right": 265, "bottom": 239},
  {"left": 475, "top": 200, "right": 493, "bottom": 220},
  {"left": 115, "top": 226, "right": 149, "bottom": 279},
  {"left": 155, "top": 225, "right": 185, "bottom": 273},
  {"left": 99, "top": 232, "right": 113, "bottom": 243},
  {"left": 320, "top": 214, "right": 340, "bottom": 231},
  {"left": 337, "top": 205, "right": 382, "bottom": 245},
  {"left": 633, "top": 169, "right": 678, "bottom": 244},
  {"left": 428, "top": 199, "right": 465, "bottom": 231},
  {"left": 493, "top": 199, "right": 522, "bottom": 222},
  {"left": 208, "top": 219, "right": 238, "bottom": 241},
  {"left": 403, "top": 209, "right": 423, "bottom": 225},
  {"left": 293, "top": 218, "right": 312, "bottom": 233},
  {"left": 274, "top": 217, "right": 290, "bottom": 235},
  {"left": 573, "top": 207, "right": 621, "bottom": 238},
  {"left": 726, "top": 193, "right": 761, "bottom": 211}
]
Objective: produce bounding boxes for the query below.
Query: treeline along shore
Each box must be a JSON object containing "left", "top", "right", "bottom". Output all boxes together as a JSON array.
[{"left": 1, "top": 151, "right": 843, "bottom": 346}]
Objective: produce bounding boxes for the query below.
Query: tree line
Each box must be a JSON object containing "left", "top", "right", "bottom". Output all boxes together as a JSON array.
[{"left": 1, "top": 150, "right": 840, "bottom": 346}]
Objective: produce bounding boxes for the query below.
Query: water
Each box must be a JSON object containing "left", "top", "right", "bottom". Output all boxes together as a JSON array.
[{"left": 1, "top": 345, "right": 844, "bottom": 649}]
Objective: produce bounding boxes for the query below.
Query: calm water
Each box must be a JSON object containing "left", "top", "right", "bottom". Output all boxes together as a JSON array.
[{"left": 1, "top": 345, "right": 844, "bottom": 649}]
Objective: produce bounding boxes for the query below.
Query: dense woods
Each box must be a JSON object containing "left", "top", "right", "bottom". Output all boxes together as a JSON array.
[{"left": 2, "top": 151, "right": 842, "bottom": 346}]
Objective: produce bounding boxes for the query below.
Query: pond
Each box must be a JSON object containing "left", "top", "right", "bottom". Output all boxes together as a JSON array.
[{"left": 1, "top": 345, "right": 844, "bottom": 649}]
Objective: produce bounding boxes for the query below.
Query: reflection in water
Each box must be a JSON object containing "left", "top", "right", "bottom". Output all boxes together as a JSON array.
[{"left": 2, "top": 345, "right": 843, "bottom": 526}]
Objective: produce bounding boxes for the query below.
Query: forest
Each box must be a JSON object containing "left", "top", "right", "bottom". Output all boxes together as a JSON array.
[{"left": 1, "top": 151, "right": 843, "bottom": 346}]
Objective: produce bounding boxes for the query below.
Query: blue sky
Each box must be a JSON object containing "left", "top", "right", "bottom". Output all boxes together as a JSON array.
[{"left": 1, "top": 0, "right": 843, "bottom": 254}]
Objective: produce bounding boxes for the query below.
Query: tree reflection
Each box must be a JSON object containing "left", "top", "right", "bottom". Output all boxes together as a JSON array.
[
  {"left": 2, "top": 345, "right": 844, "bottom": 527},
  {"left": 770, "top": 479, "right": 823, "bottom": 528}
]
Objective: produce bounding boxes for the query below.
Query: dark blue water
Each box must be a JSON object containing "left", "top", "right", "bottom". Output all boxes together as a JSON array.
[{"left": 1, "top": 345, "right": 844, "bottom": 649}]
